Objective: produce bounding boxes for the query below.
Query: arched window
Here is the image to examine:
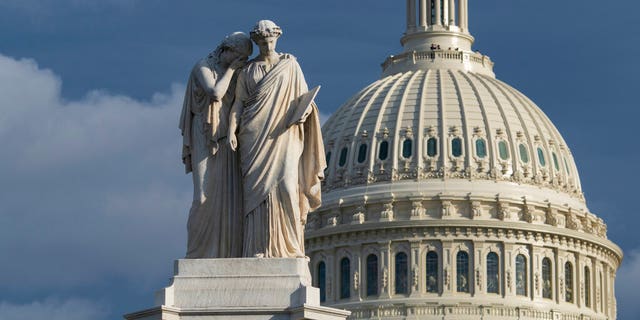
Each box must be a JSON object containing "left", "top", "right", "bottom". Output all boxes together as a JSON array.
[
  {"left": 537, "top": 148, "right": 546, "bottom": 167},
  {"left": 456, "top": 251, "right": 470, "bottom": 293},
  {"left": 564, "top": 157, "right": 570, "bottom": 175},
  {"left": 426, "top": 137, "right": 438, "bottom": 157},
  {"left": 552, "top": 152, "right": 560, "bottom": 171},
  {"left": 542, "top": 258, "right": 552, "bottom": 299},
  {"left": 426, "top": 251, "right": 438, "bottom": 293},
  {"left": 317, "top": 261, "right": 326, "bottom": 302},
  {"left": 378, "top": 141, "right": 389, "bottom": 160},
  {"left": 519, "top": 144, "right": 529, "bottom": 163},
  {"left": 498, "top": 140, "right": 509, "bottom": 160},
  {"left": 402, "top": 139, "right": 413, "bottom": 158},
  {"left": 395, "top": 252, "right": 408, "bottom": 294},
  {"left": 451, "top": 137, "right": 463, "bottom": 157},
  {"left": 340, "top": 257, "right": 350, "bottom": 299},
  {"left": 357, "top": 143, "right": 368, "bottom": 163},
  {"left": 565, "top": 262, "right": 574, "bottom": 303},
  {"left": 516, "top": 254, "right": 527, "bottom": 296},
  {"left": 366, "top": 254, "right": 378, "bottom": 297},
  {"left": 585, "top": 266, "right": 591, "bottom": 308},
  {"left": 475, "top": 138, "right": 487, "bottom": 158},
  {"left": 487, "top": 252, "right": 499, "bottom": 294},
  {"left": 339, "top": 147, "right": 348, "bottom": 167}
]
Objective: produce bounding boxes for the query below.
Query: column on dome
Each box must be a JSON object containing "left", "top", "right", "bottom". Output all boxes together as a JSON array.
[
  {"left": 434, "top": 0, "right": 442, "bottom": 25},
  {"left": 407, "top": 0, "right": 417, "bottom": 32},
  {"left": 449, "top": 0, "right": 456, "bottom": 26},
  {"left": 419, "top": 0, "right": 428, "bottom": 28},
  {"left": 442, "top": 0, "right": 449, "bottom": 26},
  {"left": 459, "top": 0, "right": 468, "bottom": 31}
]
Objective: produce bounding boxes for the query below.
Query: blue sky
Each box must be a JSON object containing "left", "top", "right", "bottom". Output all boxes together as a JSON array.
[{"left": 0, "top": 1, "right": 638, "bottom": 319}]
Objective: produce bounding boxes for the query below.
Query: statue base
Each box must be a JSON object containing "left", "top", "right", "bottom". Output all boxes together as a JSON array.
[{"left": 124, "top": 258, "right": 350, "bottom": 320}]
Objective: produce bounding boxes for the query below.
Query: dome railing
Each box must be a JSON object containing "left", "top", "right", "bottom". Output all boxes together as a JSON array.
[{"left": 382, "top": 49, "right": 494, "bottom": 75}]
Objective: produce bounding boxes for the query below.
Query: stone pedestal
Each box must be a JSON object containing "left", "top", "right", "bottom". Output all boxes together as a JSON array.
[{"left": 124, "top": 258, "right": 350, "bottom": 320}]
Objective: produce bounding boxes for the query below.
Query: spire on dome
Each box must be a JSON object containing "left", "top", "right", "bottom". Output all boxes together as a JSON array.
[{"left": 381, "top": 0, "right": 493, "bottom": 77}]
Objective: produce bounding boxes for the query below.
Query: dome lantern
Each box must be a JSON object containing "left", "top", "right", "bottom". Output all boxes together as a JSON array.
[{"left": 385, "top": 0, "right": 494, "bottom": 77}]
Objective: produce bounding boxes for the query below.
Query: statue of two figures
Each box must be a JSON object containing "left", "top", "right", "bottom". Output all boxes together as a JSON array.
[{"left": 179, "top": 20, "right": 325, "bottom": 259}]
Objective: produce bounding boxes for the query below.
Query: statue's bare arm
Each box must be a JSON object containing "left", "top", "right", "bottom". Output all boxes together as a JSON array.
[
  {"left": 195, "top": 58, "right": 245, "bottom": 102},
  {"left": 228, "top": 97, "right": 243, "bottom": 151}
]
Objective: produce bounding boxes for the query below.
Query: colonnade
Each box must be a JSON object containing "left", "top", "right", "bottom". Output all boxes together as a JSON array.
[{"left": 406, "top": 0, "right": 468, "bottom": 32}]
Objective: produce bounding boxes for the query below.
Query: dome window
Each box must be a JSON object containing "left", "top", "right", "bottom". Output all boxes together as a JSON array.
[
  {"left": 366, "top": 254, "right": 378, "bottom": 297},
  {"left": 339, "top": 147, "right": 348, "bottom": 167},
  {"left": 519, "top": 144, "right": 529, "bottom": 163},
  {"left": 498, "top": 141, "right": 509, "bottom": 160},
  {"left": 542, "top": 258, "right": 552, "bottom": 299},
  {"left": 537, "top": 148, "right": 546, "bottom": 167},
  {"left": 340, "top": 257, "right": 351, "bottom": 299},
  {"left": 516, "top": 255, "right": 527, "bottom": 296},
  {"left": 402, "top": 139, "right": 413, "bottom": 158},
  {"left": 426, "top": 251, "right": 439, "bottom": 293},
  {"left": 451, "top": 137, "right": 463, "bottom": 157},
  {"left": 426, "top": 137, "right": 438, "bottom": 157},
  {"left": 395, "top": 252, "right": 409, "bottom": 294},
  {"left": 357, "top": 143, "right": 368, "bottom": 163},
  {"left": 456, "top": 251, "right": 470, "bottom": 293},
  {"left": 487, "top": 252, "right": 499, "bottom": 294},
  {"left": 475, "top": 139, "right": 487, "bottom": 158},
  {"left": 552, "top": 152, "right": 560, "bottom": 171},
  {"left": 317, "top": 261, "right": 326, "bottom": 302},
  {"left": 564, "top": 157, "right": 571, "bottom": 176},
  {"left": 378, "top": 141, "right": 389, "bottom": 161},
  {"left": 565, "top": 262, "right": 574, "bottom": 303}
]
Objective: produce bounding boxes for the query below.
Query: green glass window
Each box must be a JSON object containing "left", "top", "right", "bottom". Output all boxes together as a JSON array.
[
  {"left": 498, "top": 141, "right": 509, "bottom": 160},
  {"left": 519, "top": 144, "right": 529, "bottom": 163},
  {"left": 542, "top": 258, "right": 552, "bottom": 299},
  {"left": 378, "top": 141, "right": 389, "bottom": 161},
  {"left": 564, "top": 157, "right": 570, "bottom": 175},
  {"left": 565, "top": 262, "right": 573, "bottom": 303},
  {"left": 552, "top": 152, "right": 560, "bottom": 171},
  {"left": 426, "top": 251, "right": 438, "bottom": 293},
  {"left": 339, "top": 147, "right": 348, "bottom": 167},
  {"left": 516, "top": 255, "right": 527, "bottom": 296},
  {"left": 487, "top": 253, "right": 499, "bottom": 294},
  {"left": 357, "top": 143, "right": 367, "bottom": 163},
  {"left": 395, "top": 252, "right": 408, "bottom": 294},
  {"left": 318, "top": 262, "right": 326, "bottom": 302},
  {"left": 537, "top": 148, "right": 546, "bottom": 166},
  {"left": 451, "top": 137, "right": 463, "bottom": 157},
  {"left": 584, "top": 266, "right": 591, "bottom": 308},
  {"left": 427, "top": 138, "right": 438, "bottom": 157},
  {"left": 366, "top": 254, "right": 378, "bottom": 297},
  {"left": 475, "top": 139, "right": 487, "bottom": 158},
  {"left": 340, "top": 257, "right": 351, "bottom": 299},
  {"left": 402, "top": 139, "right": 413, "bottom": 158}
]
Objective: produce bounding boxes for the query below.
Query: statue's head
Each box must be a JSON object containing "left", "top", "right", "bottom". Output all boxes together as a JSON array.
[
  {"left": 250, "top": 20, "right": 282, "bottom": 41},
  {"left": 250, "top": 20, "right": 282, "bottom": 55},
  {"left": 218, "top": 31, "right": 253, "bottom": 60}
]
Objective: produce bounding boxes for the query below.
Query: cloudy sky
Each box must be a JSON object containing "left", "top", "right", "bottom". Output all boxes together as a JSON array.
[{"left": 0, "top": 0, "right": 638, "bottom": 319}]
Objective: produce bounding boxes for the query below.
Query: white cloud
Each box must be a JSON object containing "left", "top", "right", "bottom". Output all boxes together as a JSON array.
[
  {"left": 616, "top": 250, "right": 640, "bottom": 319},
  {"left": 0, "top": 298, "right": 107, "bottom": 320},
  {"left": 0, "top": 52, "right": 188, "bottom": 299}
]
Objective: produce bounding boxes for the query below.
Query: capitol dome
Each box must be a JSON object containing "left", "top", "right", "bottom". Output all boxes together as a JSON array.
[{"left": 305, "top": 1, "right": 622, "bottom": 319}]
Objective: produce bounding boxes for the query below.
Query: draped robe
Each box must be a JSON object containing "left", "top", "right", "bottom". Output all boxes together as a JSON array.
[
  {"left": 235, "top": 55, "right": 325, "bottom": 258},
  {"left": 179, "top": 56, "right": 243, "bottom": 258}
]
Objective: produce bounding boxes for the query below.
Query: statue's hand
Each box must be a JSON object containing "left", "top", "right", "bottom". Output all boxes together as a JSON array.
[
  {"left": 229, "top": 56, "right": 247, "bottom": 71},
  {"left": 229, "top": 132, "right": 238, "bottom": 151}
]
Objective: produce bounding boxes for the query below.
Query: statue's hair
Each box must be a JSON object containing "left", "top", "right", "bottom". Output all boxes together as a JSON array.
[
  {"left": 250, "top": 20, "right": 283, "bottom": 41},
  {"left": 215, "top": 31, "right": 253, "bottom": 58}
]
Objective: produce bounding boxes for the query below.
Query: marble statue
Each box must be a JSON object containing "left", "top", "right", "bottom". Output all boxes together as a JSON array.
[
  {"left": 179, "top": 32, "right": 252, "bottom": 259},
  {"left": 229, "top": 20, "right": 326, "bottom": 258}
]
